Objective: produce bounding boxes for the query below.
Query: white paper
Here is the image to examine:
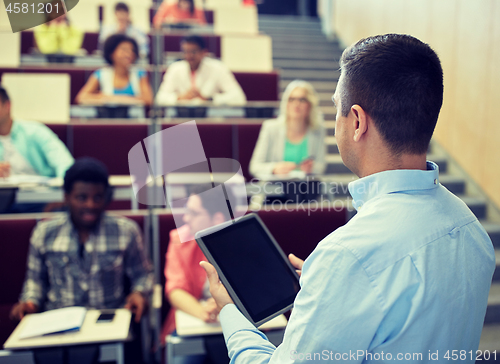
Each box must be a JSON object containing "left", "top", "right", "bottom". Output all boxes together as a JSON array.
[
  {"left": 255, "top": 170, "right": 307, "bottom": 182},
  {"left": 175, "top": 309, "right": 287, "bottom": 337},
  {"left": 19, "top": 307, "right": 87, "bottom": 339},
  {"left": 0, "top": 175, "right": 51, "bottom": 185}
]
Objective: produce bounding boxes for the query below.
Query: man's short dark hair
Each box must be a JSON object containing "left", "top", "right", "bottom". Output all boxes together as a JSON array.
[
  {"left": 339, "top": 34, "right": 443, "bottom": 155},
  {"left": 115, "top": 2, "right": 129, "bottom": 12},
  {"left": 188, "top": 183, "right": 237, "bottom": 219},
  {"left": 0, "top": 86, "right": 10, "bottom": 103},
  {"left": 181, "top": 35, "right": 206, "bottom": 50},
  {"left": 103, "top": 34, "right": 139, "bottom": 65},
  {"left": 64, "top": 158, "right": 110, "bottom": 194}
]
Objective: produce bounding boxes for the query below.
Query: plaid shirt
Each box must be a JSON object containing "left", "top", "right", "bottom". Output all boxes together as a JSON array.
[{"left": 20, "top": 213, "right": 153, "bottom": 311}]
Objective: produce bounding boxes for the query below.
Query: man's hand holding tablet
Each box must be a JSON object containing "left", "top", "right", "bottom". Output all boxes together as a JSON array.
[
  {"left": 199, "top": 252, "right": 305, "bottom": 311},
  {"left": 200, "top": 262, "right": 234, "bottom": 311}
]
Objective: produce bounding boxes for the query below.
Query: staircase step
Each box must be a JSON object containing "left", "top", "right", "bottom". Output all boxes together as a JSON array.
[
  {"left": 485, "top": 283, "right": 500, "bottom": 324},
  {"left": 459, "top": 196, "right": 487, "bottom": 220},
  {"left": 280, "top": 69, "right": 340, "bottom": 81},
  {"left": 274, "top": 59, "right": 339, "bottom": 70},
  {"left": 274, "top": 51, "right": 341, "bottom": 61},
  {"left": 493, "top": 249, "right": 500, "bottom": 282},
  {"left": 280, "top": 80, "right": 338, "bottom": 93},
  {"left": 482, "top": 222, "right": 500, "bottom": 249},
  {"left": 479, "top": 324, "right": 500, "bottom": 352}
]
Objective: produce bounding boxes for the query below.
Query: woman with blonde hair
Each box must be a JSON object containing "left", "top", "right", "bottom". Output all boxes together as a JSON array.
[{"left": 249, "top": 80, "right": 326, "bottom": 177}]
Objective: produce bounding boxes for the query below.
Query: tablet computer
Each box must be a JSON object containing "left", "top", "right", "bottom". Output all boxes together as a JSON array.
[{"left": 195, "top": 213, "right": 300, "bottom": 327}]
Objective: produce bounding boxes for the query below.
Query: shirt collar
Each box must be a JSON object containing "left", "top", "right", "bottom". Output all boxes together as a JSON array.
[{"left": 348, "top": 161, "right": 440, "bottom": 211}]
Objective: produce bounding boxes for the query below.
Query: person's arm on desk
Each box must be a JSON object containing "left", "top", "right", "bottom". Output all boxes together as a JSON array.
[
  {"left": 11, "top": 224, "right": 48, "bottom": 321},
  {"left": 0, "top": 162, "right": 10, "bottom": 178},
  {"left": 168, "top": 289, "right": 219, "bottom": 323},
  {"left": 124, "top": 221, "right": 154, "bottom": 323},
  {"left": 9, "top": 301, "right": 38, "bottom": 321}
]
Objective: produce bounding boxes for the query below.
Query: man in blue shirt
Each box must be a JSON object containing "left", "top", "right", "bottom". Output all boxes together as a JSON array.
[
  {"left": 200, "top": 34, "right": 496, "bottom": 363},
  {"left": 0, "top": 86, "right": 74, "bottom": 178}
]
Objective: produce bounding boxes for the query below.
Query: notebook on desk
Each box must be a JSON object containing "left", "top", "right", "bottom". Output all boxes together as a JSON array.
[{"left": 18, "top": 307, "right": 87, "bottom": 339}]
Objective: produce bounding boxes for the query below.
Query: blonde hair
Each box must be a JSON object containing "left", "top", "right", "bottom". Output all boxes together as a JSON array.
[{"left": 278, "top": 80, "right": 323, "bottom": 130}]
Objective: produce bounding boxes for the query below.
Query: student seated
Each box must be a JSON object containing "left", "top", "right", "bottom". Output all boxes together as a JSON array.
[
  {"left": 0, "top": 86, "right": 74, "bottom": 179},
  {"left": 163, "top": 184, "right": 234, "bottom": 364},
  {"left": 10, "top": 157, "right": 153, "bottom": 318},
  {"left": 153, "top": 0, "right": 206, "bottom": 29},
  {"left": 249, "top": 80, "right": 326, "bottom": 177},
  {"left": 156, "top": 35, "right": 246, "bottom": 105},
  {"left": 75, "top": 34, "right": 153, "bottom": 106},
  {"left": 10, "top": 158, "right": 153, "bottom": 364},
  {"left": 99, "top": 2, "right": 149, "bottom": 58},
  {"left": 34, "top": 10, "right": 84, "bottom": 58}
]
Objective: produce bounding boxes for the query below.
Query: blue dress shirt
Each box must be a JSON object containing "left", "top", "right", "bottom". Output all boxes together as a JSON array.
[{"left": 220, "top": 161, "right": 495, "bottom": 363}]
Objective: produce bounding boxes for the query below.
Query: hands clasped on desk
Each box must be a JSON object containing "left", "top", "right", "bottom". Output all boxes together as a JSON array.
[{"left": 199, "top": 253, "right": 304, "bottom": 311}]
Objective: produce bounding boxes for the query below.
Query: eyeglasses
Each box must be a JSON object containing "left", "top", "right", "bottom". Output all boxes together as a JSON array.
[{"left": 288, "top": 97, "right": 309, "bottom": 104}]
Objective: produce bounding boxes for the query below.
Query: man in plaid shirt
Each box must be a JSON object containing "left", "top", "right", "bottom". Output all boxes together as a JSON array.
[{"left": 10, "top": 158, "right": 153, "bottom": 323}]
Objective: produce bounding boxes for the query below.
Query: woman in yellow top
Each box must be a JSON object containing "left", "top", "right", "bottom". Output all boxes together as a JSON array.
[{"left": 34, "top": 12, "right": 83, "bottom": 55}]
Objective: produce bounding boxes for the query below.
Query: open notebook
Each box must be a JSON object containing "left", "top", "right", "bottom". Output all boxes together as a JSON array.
[
  {"left": 19, "top": 307, "right": 87, "bottom": 339},
  {"left": 176, "top": 309, "right": 288, "bottom": 337}
]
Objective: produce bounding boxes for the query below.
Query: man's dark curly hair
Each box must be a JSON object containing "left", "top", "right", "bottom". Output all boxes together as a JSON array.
[
  {"left": 103, "top": 34, "right": 139, "bottom": 65},
  {"left": 63, "top": 157, "right": 110, "bottom": 194}
]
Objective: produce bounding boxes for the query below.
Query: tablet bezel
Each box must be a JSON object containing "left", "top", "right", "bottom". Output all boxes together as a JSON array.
[{"left": 195, "top": 213, "right": 300, "bottom": 327}]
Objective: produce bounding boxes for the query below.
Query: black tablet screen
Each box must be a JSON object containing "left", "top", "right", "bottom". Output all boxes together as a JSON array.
[{"left": 200, "top": 217, "right": 300, "bottom": 323}]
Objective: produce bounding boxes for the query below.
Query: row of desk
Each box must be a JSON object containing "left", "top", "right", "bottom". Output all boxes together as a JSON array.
[
  {"left": 39, "top": 118, "right": 265, "bottom": 180},
  {"left": 0, "top": 66, "right": 280, "bottom": 104}
]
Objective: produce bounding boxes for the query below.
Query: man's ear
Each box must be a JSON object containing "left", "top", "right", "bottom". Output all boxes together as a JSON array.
[{"left": 351, "top": 105, "right": 368, "bottom": 143}]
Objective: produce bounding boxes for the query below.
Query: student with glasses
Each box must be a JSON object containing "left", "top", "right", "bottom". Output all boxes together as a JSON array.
[{"left": 249, "top": 80, "right": 326, "bottom": 178}]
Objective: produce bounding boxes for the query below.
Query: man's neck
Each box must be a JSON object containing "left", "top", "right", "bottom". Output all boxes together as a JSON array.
[
  {"left": 0, "top": 117, "right": 13, "bottom": 136},
  {"left": 359, "top": 153, "right": 428, "bottom": 178}
]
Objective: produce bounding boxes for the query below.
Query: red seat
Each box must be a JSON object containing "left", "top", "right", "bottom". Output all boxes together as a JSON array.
[
  {"left": 0, "top": 217, "right": 38, "bottom": 345},
  {"left": 237, "top": 123, "right": 262, "bottom": 180},
  {"left": 45, "top": 123, "right": 69, "bottom": 146},
  {"left": 258, "top": 208, "right": 348, "bottom": 260},
  {"left": 72, "top": 123, "right": 149, "bottom": 175},
  {"left": 21, "top": 31, "right": 99, "bottom": 56},
  {"left": 234, "top": 72, "right": 279, "bottom": 101}
]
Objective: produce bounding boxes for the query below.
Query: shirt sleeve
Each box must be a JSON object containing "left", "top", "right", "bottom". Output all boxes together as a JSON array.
[
  {"left": 220, "top": 243, "right": 385, "bottom": 364},
  {"left": 34, "top": 123, "right": 74, "bottom": 178},
  {"left": 153, "top": 2, "right": 170, "bottom": 28},
  {"left": 164, "top": 231, "right": 191, "bottom": 295},
  {"left": 124, "top": 221, "right": 154, "bottom": 296},
  {"left": 20, "top": 223, "right": 48, "bottom": 307},
  {"left": 155, "top": 66, "right": 181, "bottom": 105},
  {"left": 249, "top": 121, "right": 278, "bottom": 176},
  {"left": 211, "top": 65, "right": 247, "bottom": 105},
  {"left": 59, "top": 25, "right": 84, "bottom": 55},
  {"left": 33, "top": 24, "right": 58, "bottom": 54},
  {"left": 311, "top": 126, "right": 326, "bottom": 175}
]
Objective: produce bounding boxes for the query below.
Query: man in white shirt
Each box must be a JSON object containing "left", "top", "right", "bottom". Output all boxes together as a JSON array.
[{"left": 155, "top": 35, "right": 247, "bottom": 105}]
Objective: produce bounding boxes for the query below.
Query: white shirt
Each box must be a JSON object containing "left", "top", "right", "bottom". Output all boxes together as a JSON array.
[
  {"left": 0, "top": 134, "right": 38, "bottom": 175},
  {"left": 155, "top": 57, "right": 247, "bottom": 106}
]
